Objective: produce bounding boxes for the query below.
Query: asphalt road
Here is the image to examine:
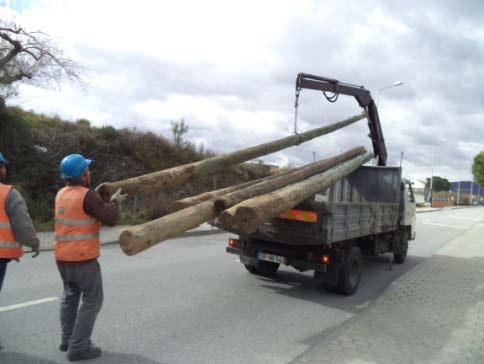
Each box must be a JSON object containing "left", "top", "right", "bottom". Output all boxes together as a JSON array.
[{"left": 1, "top": 207, "right": 484, "bottom": 364}]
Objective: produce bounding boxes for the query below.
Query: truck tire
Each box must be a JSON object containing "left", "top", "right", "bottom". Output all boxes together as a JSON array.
[
  {"left": 393, "top": 230, "right": 409, "bottom": 264},
  {"left": 336, "top": 246, "right": 363, "bottom": 295},
  {"left": 244, "top": 261, "right": 280, "bottom": 276}
]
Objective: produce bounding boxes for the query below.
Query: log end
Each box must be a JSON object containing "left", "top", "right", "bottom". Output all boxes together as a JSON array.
[
  {"left": 119, "top": 228, "right": 154, "bottom": 256},
  {"left": 219, "top": 206, "right": 259, "bottom": 234}
]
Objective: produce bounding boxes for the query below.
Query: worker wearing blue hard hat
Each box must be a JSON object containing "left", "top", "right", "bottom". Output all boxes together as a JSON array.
[
  {"left": 59, "top": 154, "right": 92, "bottom": 179},
  {"left": 54, "top": 153, "right": 126, "bottom": 361},
  {"left": 0, "top": 151, "right": 40, "bottom": 350}
]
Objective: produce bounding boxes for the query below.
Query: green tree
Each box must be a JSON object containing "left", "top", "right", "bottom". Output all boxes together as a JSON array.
[
  {"left": 472, "top": 151, "right": 484, "bottom": 186},
  {"left": 426, "top": 176, "right": 451, "bottom": 192}
]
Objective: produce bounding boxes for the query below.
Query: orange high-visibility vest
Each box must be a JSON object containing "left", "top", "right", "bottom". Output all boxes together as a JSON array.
[
  {"left": 0, "top": 184, "right": 23, "bottom": 259},
  {"left": 55, "top": 186, "right": 101, "bottom": 262}
]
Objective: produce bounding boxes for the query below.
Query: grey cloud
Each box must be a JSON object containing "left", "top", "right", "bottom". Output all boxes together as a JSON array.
[{"left": 12, "top": 1, "right": 484, "bottom": 182}]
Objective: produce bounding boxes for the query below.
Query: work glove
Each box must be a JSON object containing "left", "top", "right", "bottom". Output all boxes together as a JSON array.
[
  {"left": 110, "top": 188, "right": 127, "bottom": 204},
  {"left": 31, "top": 244, "right": 40, "bottom": 258}
]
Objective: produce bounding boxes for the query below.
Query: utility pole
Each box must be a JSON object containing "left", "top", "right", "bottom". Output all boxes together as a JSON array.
[
  {"left": 471, "top": 181, "right": 474, "bottom": 204},
  {"left": 457, "top": 181, "right": 461, "bottom": 205}
]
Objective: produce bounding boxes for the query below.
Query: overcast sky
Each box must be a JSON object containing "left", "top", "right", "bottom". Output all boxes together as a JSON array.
[{"left": 2, "top": 0, "right": 483, "bottom": 182}]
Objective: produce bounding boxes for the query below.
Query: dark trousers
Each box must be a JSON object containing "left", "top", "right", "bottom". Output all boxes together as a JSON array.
[
  {"left": 0, "top": 259, "right": 10, "bottom": 292},
  {"left": 57, "top": 259, "right": 103, "bottom": 353}
]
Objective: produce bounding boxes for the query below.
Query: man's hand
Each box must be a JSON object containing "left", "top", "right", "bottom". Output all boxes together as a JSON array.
[
  {"left": 31, "top": 245, "right": 40, "bottom": 258},
  {"left": 110, "top": 188, "right": 127, "bottom": 204}
]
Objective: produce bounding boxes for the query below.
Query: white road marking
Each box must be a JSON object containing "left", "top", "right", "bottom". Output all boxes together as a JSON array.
[
  {"left": 422, "top": 221, "right": 468, "bottom": 229},
  {"left": 0, "top": 297, "right": 58, "bottom": 313}
]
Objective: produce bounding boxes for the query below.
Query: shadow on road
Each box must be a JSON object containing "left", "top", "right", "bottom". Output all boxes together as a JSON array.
[
  {"left": 0, "top": 350, "right": 166, "bottom": 364},
  {"left": 255, "top": 254, "right": 426, "bottom": 313},
  {"left": 91, "top": 351, "right": 166, "bottom": 363},
  {"left": 0, "top": 352, "right": 61, "bottom": 364}
]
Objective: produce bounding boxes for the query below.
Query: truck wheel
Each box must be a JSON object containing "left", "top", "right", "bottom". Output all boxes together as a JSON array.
[
  {"left": 244, "top": 261, "right": 280, "bottom": 276},
  {"left": 336, "top": 246, "right": 363, "bottom": 295},
  {"left": 393, "top": 230, "right": 409, "bottom": 264}
]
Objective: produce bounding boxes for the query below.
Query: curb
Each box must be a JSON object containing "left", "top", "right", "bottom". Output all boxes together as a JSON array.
[
  {"left": 29, "top": 227, "right": 227, "bottom": 253},
  {"left": 100, "top": 228, "right": 228, "bottom": 246},
  {"left": 416, "top": 205, "right": 474, "bottom": 214}
]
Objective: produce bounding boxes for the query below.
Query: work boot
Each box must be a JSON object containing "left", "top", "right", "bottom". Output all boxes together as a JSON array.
[
  {"left": 59, "top": 341, "right": 68, "bottom": 352},
  {"left": 67, "top": 343, "right": 102, "bottom": 362}
]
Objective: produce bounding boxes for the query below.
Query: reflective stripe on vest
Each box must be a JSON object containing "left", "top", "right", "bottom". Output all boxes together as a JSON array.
[
  {"left": 0, "top": 183, "right": 23, "bottom": 258},
  {"left": 55, "top": 186, "right": 101, "bottom": 262},
  {"left": 55, "top": 232, "right": 100, "bottom": 242},
  {"left": 55, "top": 218, "right": 97, "bottom": 226},
  {"left": 278, "top": 209, "right": 318, "bottom": 223}
]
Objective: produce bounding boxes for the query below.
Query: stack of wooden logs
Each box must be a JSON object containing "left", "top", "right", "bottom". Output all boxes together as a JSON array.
[{"left": 97, "top": 113, "right": 373, "bottom": 256}]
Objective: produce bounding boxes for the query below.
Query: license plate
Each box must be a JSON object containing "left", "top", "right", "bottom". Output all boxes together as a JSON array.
[{"left": 257, "top": 252, "right": 286, "bottom": 264}]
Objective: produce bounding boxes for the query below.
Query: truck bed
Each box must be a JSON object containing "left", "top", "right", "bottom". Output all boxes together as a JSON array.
[{"left": 221, "top": 166, "right": 402, "bottom": 246}]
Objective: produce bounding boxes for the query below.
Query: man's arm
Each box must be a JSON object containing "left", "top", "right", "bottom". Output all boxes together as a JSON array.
[
  {"left": 5, "top": 189, "right": 40, "bottom": 249},
  {"left": 84, "top": 190, "right": 119, "bottom": 226}
]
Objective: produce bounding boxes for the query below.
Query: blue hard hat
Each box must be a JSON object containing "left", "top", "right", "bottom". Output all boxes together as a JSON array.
[
  {"left": 0, "top": 152, "right": 9, "bottom": 165},
  {"left": 60, "top": 154, "right": 92, "bottom": 179}
]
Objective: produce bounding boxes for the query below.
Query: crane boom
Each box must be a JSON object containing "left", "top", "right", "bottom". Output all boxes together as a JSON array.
[{"left": 295, "top": 73, "right": 387, "bottom": 166}]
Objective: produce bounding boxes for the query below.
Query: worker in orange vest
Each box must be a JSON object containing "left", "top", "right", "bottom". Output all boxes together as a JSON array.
[
  {"left": 55, "top": 154, "right": 125, "bottom": 362},
  {"left": 0, "top": 152, "right": 40, "bottom": 350}
]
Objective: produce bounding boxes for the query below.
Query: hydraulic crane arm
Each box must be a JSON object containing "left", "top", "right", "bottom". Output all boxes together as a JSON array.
[{"left": 295, "top": 73, "right": 387, "bottom": 166}]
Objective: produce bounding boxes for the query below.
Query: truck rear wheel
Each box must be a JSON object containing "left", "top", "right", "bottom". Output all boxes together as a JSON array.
[
  {"left": 336, "top": 246, "right": 363, "bottom": 295},
  {"left": 393, "top": 230, "right": 409, "bottom": 264},
  {"left": 244, "top": 261, "right": 280, "bottom": 276}
]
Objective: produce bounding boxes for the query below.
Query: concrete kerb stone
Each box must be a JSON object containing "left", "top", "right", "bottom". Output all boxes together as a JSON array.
[
  {"left": 416, "top": 205, "right": 474, "bottom": 214},
  {"left": 29, "top": 223, "right": 224, "bottom": 252}
]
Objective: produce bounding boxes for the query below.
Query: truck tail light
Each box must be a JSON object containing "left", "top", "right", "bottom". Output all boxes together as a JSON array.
[
  {"left": 321, "top": 255, "right": 330, "bottom": 264},
  {"left": 228, "top": 238, "right": 241, "bottom": 248}
]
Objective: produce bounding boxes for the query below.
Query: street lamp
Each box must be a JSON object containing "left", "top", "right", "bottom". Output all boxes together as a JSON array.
[
  {"left": 429, "top": 138, "right": 448, "bottom": 207},
  {"left": 377, "top": 81, "right": 403, "bottom": 106}
]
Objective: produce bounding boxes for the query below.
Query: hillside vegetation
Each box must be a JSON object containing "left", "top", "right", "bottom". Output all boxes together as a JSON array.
[{"left": 0, "top": 107, "right": 272, "bottom": 230}]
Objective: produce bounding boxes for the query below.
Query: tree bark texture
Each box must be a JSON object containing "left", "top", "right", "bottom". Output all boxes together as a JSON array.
[
  {"left": 214, "top": 146, "right": 366, "bottom": 213},
  {"left": 118, "top": 147, "right": 368, "bottom": 256},
  {"left": 99, "top": 113, "right": 366, "bottom": 197},
  {"left": 218, "top": 152, "right": 373, "bottom": 234}
]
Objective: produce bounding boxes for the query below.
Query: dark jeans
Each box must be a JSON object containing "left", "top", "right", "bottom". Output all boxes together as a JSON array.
[
  {"left": 0, "top": 259, "right": 10, "bottom": 292},
  {"left": 57, "top": 259, "right": 103, "bottom": 353}
]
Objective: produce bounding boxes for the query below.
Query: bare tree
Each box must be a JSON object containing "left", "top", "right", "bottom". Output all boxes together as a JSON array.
[
  {"left": 0, "top": 21, "right": 83, "bottom": 108},
  {"left": 171, "top": 119, "right": 189, "bottom": 148}
]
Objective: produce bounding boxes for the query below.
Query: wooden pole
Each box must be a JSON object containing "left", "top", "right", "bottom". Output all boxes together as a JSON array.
[
  {"left": 170, "top": 165, "right": 301, "bottom": 211},
  {"left": 99, "top": 113, "right": 366, "bottom": 197},
  {"left": 214, "top": 146, "right": 366, "bottom": 212},
  {"left": 119, "top": 199, "right": 216, "bottom": 256},
  {"left": 218, "top": 152, "right": 373, "bottom": 234},
  {"left": 118, "top": 147, "right": 367, "bottom": 256},
  {"left": 170, "top": 175, "right": 282, "bottom": 211}
]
